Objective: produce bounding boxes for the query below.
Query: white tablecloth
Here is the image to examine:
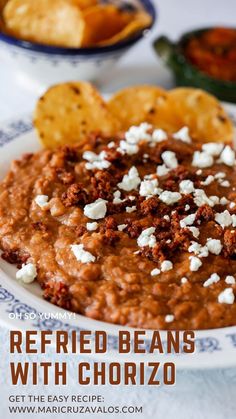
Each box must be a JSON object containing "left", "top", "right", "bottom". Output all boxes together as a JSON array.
[{"left": 1, "top": 1, "right": 236, "bottom": 418}]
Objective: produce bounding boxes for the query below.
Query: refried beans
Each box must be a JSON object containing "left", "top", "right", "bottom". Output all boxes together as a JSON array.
[{"left": 0, "top": 124, "right": 236, "bottom": 330}]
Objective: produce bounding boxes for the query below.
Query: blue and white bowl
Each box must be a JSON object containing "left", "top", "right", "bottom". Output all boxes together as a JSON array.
[{"left": 0, "top": 0, "right": 156, "bottom": 90}]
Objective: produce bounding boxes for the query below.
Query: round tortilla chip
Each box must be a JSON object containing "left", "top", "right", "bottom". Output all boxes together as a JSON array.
[
  {"left": 81, "top": 4, "right": 151, "bottom": 47},
  {"left": 147, "top": 88, "right": 233, "bottom": 143},
  {"left": 169, "top": 88, "right": 233, "bottom": 142},
  {"left": 34, "top": 82, "right": 120, "bottom": 149},
  {"left": 107, "top": 85, "right": 167, "bottom": 130},
  {"left": 3, "top": 0, "right": 85, "bottom": 47}
]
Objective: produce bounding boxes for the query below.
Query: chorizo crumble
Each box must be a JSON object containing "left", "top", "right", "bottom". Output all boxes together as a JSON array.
[{"left": 0, "top": 123, "right": 236, "bottom": 329}]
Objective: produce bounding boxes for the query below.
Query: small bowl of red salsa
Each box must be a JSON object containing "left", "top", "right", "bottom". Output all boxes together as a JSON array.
[{"left": 153, "top": 27, "right": 236, "bottom": 103}]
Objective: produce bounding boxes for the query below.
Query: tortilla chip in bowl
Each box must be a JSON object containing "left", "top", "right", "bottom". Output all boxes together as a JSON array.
[{"left": 0, "top": 0, "right": 156, "bottom": 89}]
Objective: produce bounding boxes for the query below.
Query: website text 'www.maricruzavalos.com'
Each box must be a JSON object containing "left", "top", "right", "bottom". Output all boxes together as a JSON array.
[{"left": 8, "top": 404, "right": 143, "bottom": 415}]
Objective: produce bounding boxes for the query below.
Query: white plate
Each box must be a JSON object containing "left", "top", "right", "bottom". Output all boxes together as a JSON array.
[{"left": 0, "top": 107, "right": 236, "bottom": 370}]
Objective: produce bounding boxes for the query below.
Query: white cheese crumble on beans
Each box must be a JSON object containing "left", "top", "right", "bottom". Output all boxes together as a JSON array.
[
  {"left": 16, "top": 263, "right": 37, "bottom": 284},
  {"left": 218, "top": 288, "right": 235, "bottom": 304},
  {"left": 118, "top": 166, "right": 141, "bottom": 191},
  {"left": 203, "top": 273, "right": 220, "bottom": 287},
  {"left": 86, "top": 222, "right": 98, "bottom": 231},
  {"left": 84, "top": 199, "right": 107, "bottom": 220},
  {"left": 35, "top": 195, "right": 49, "bottom": 209},
  {"left": 165, "top": 314, "right": 175, "bottom": 323},
  {"left": 173, "top": 126, "right": 191, "bottom": 143},
  {"left": 71, "top": 244, "right": 96, "bottom": 264},
  {"left": 137, "top": 227, "right": 156, "bottom": 248}
]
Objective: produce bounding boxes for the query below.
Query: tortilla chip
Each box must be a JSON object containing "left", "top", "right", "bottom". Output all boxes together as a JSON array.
[
  {"left": 107, "top": 85, "right": 167, "bottom": 130},
  {"left": 0, "top": 0, "right": 8, "bottom": 11},
  {"left": 81, "top": 4, "right": 151, "bottom": 47},
  {"left": 34, "top": 82, "right": 120, "bottom": 149},
  {"left": 3, "top": 0, "right": 85, "bottom": 47},
  {"left": 34, "top": 83, "right": 234, "bottom": 150},
  {"left": 149, "top": 88, "right": 233, "bottom": 143},
  {"left": 108, "top": 86, "right": 233, "bottom": 143},
  {"left": 171, "top": 88, "right": 233, "bottom": 142},
  {"left": 72, "top": 0, "right": 97, "bottom": 10},
  {"left": 98, "top": 11, "right": 152, "bottom": 47},
  {"left": 0, "top": 0, "right": 8, "bottom": 25}
]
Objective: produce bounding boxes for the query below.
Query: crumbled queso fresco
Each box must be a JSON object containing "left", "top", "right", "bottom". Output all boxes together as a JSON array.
[
  {"left": 35, "top": 194, "right": 49, "bottom": 209},
  {"left": 2, "top": 122, "right": 235, "bottom": 330},
  {"left": 78, "top": 124, "right": 235, "bottom": 313},
  {"left": 16, "top": 263, "right": 37, "bottom": 284}
]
